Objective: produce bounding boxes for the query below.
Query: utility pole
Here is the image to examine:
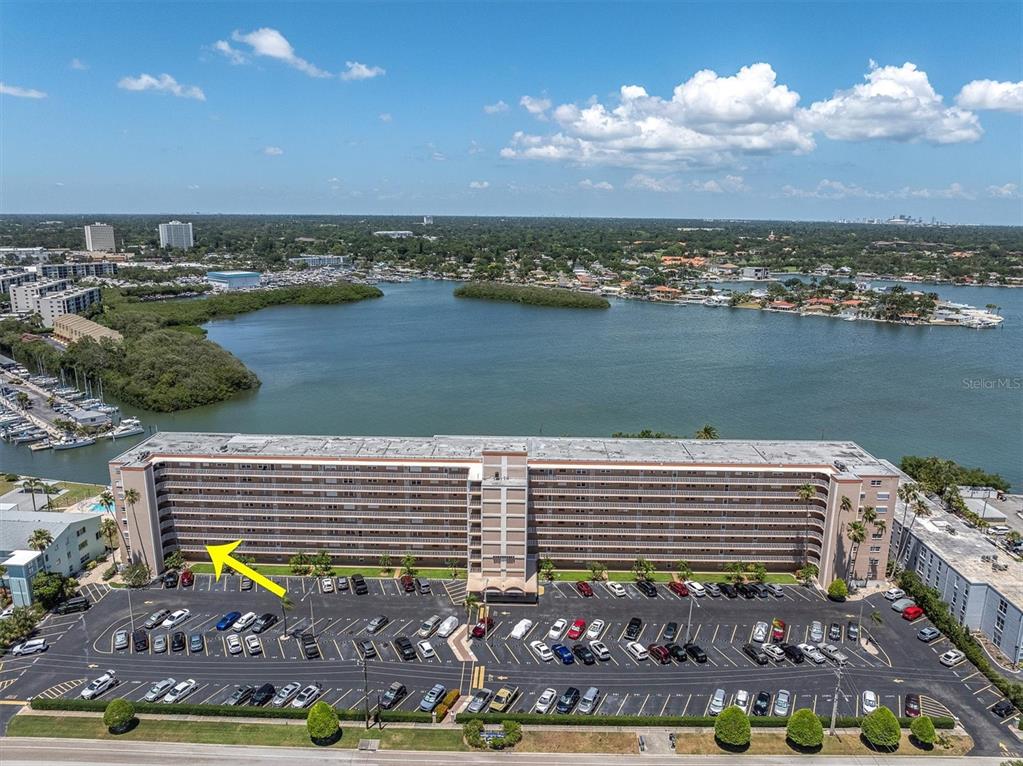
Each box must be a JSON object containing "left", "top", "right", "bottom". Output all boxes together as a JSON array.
[
  {"left": 361, "top": 659, "right": 371, "bottom": 730},
  {"left": 829, "top": 664, "right": 843, "bottom": 735},
  {"left": 684, "top": 592, "right": 694, "bottom": 644}
]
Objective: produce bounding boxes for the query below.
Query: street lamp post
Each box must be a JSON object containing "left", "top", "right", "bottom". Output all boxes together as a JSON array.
[{"left": 360, "top": 658, "right": 371, "bottom": 730}]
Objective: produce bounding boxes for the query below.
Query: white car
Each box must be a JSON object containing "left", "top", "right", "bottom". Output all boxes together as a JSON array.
[
  {"left": 436, "top": 616, "right": 459, "bottom": 638},
  {"left": 939, "top": 649, "right": 966, "bottom": 667},
  {"left": 530, "top": 640, "right": 554, "bottom": 662},
  {"left": 226, "top": 633, "right": 243, "bottom": 655},
  {"left": 163, "top": 678, "right": 196, "bottom": 703},
  {"left": 10, "top": 638, "right": 47, "bottom": 656},
  {"left": 321, "top": 577, "right": 334, "bottom": 593},
  {"left": 113, "top": 630, "right": 129, "bottom": 651},
  {"left": 245, "top": 634, "right": 263, "bottom": 655},
  {"left": 161, "top": 608, "right": 191, "bottom": 628},
  {"left": 685, "top": 580, "right": 707, "bottom": 597},
  {"left": 773, "top": 689, "right": 792, "bottom": 716},
  {"left": 605, "top": 581, "right": 626, "bottom": 598},
  {"left": 626, "top": 641, "right": 649, "bottom": 660},
  {"left": 510, "top": 618, "right": 534, "bottom": 640},
  {"left": 547, "top": 618, "right": 568, "bottom": 639},
  {"left": 417, "top": 640, "right": 436, "bottom": 659},
  {"left": 890, "top": 598, "right": 916, "bottom": 613},
  {"left": 809, "top": 621, "right": 824, "bottom": 642},
  {"left": 291, "top": 683, "right": 322, "bottom": 708},
  {"left": 418, "top": 615, "right": 441, "bottom": 638},
  {"left": 818, "top": 643, "right": 848, "bottom": 664},
  {"left": 232, "top": 611, "right": 257, "bottom": 631},
  {"left": 861, "top": 690, "right": 878, "bottom": 714},
  {"left": 80, "top": 670, "right": 117, "bottom": 700},
  {"left": 752, "top": 621, "right": 770, "bottom": 643},
  {"left": 884, "top": 587, "right": 906, "bottom": 601},
  {"left": 708, "top": 688, "right": 726, "bottom": 715},
  {"left": 589, "top": 640, "right": 610, "bottom": 661},
  {"left": 272, "top": 682, "right": 302, "bottom": 707},
  {"left": 798, "top": 643, "right": 826, "bottom": 664},
  {"left": 585, "top": 619, "right": 605, "bottom": 640},
  {"left": 734, "top": 689, "right": 750, "bottom": 713},
  {"left": 144, "top": 677, "right": 176, "bottom": 703},
  {"left": 762, "top": 642, "right": 786, "bottom": 662},
  {"left": 534, "top": 687, "right": 558, "bottom": 713}
]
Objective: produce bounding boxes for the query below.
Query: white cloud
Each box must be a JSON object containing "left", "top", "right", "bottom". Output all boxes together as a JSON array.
[
  {"left": 54, "top": 181, "right": 65, "bottom": 187},
  {"left": 625, "top": 174, "right": 681, "bottom": 193},
  {"left": 503, "top": 64, "right": 813, "bottom": 169},
  {"left": 117, "top": 73, "right": 205, "bottom": 101},
  {"left": 902, "top": 182, "right": 973, "bottom": 200},
  {"left": 263, "top": 145, "right": 284, "bottom": 156},
  {"left": 468, "top": 140, "right": 484, "bottom": 155},
  {"left": 468, "top": 180, "right": 490, "bottom": 189},
  {"left": 187, "top": 184, "right": 200, "bottom": 190},
  {"left": 213, "top": 39, "right": 248, "bottom": 65},
  {"left": 0, "top": 82, "right": 47, "bottom": 99},
  {"left": 578, "top": 178, "right": 614, "bottom": 191},
  {"left": 782, "top": 179, "right": 974, "bottom": 200},
  {"left": 483, "top": 100, "right": 509, "bottom": 114},
  {"left": 689, "top": 174, "right": 749, "bottom": 193},
  {"left": 801, "top": 61, "right": 981, "bottom": 144},
  {"left": 956, "top": 79, "right": 1023, "bottom": 113},
  {"left": 987, "top": 183, "right": 1020, "bottom": 199},
  {"left": 379, "top": 112, "right": 393, "bottom": 123},
  {"left": 340, "top": 61, "right": 386, "bottom": 81},
  {"left": 229, "top": 28, "right": 332, "bottom": 78},
  {"left": 69, "top": 58, "right": 88, "bottom": 71}
]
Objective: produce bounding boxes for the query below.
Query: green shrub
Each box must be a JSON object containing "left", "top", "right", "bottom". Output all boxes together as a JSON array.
[
  {"left": 102, "top": 698, "right": 135, "bottom": 734},
  {"left": 786, "top": 708, "right": 823, "bottom": 748},
  {"left": 101, "top": 564, "right": 118, "bottom": 581},
  {"left": 463, "top": 719, "right": 487, "bottom": 749},
  {"left": 828, "top": 578, "right": 848, "bottom": 600},
  {"left": 306, "top": 701, "right": 339, "bottom": 743},
  {"left": 454, "top": 710, "right": 953, "bottom": 729},
  {"left": 910, "top": 715, "right": 936, "bottom": 746},
  {"left": 454, "top": 282, "right": 610, "bottom": 309},
  {"left": 86, "top": 560, "right": 99, "bottom": 571},
  {"left": 714, "top": 706, "right": 751, "bottom": 748},
  {"left": 861, "top": 707, "right": 901, "bottom": 749},
  {"left": 490, "top": 720, "right": 522, "bottom": 750}
]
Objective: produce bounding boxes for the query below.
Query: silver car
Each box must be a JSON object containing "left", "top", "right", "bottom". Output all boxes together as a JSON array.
[
  {"left": 271, "top": 682, "right": 302, "bottom": 707},
  {"left": 113, "top": 630, "right": 129, "bottom": 650},
  {"left": 144, "top": 677, "right": 176, "bottom": 703},
  {"left": 578, "top": 686, "right": 600, "bottom": 714},
  {"left": 809, "top": 621, "right": 824, "bottom": 643},
  {"left": 466, "top": 688, "right": 493, "bottom": 713},
  {"left": 752, "top": 621, "right": 770, "bottom": 643},
  {"left": 772, "top": 689, "right": 792, "bottom": 716},
  {"left": 709, "top": 688, "right": 726, "bottom": 715},
  {"left": 153, "top": 633, "right": 168, "bottom": 653}
]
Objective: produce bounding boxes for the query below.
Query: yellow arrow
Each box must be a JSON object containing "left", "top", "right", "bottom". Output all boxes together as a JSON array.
[{"left": 205, "top": 541, "right": 285, "bottom": 599}]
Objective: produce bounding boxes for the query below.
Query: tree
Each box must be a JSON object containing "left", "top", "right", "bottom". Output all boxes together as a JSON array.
[
  {"left": 103, "top": 698, "right": 136, "bottom": 734},
  {"left": 31, "top": 571, "right": 78, "bottom": 609},
  {"left": 20, "top": 478, "right": 43, "bottom": 513},
  {"left": 845, "top": 520, "right": 867, "bottom": 576},
  {"left": 289, "top": 552, "right": 312, "bottom": 575},
  {"left": 400, "top": 553, "right": 417, "bottom": 577},
  {"left": 539, "top": 556, "right": 556, "bottom": 582},
  {"left": 714, "top": 706, "right": 751, "bottom": 748},
  {"left": 588, "top": 561, "right": 606, "bottom": 581},
  {"left": 910, "top": 714, "right": 936, "bottom": 747},
  {"left": 747, "top": 563, "right": 767, "bottom": 583},
  {"left": 0, "top": 606, "right": 42, "bottom": 649},
  {"left": 464, "top": 592, "right": 481, "bottom": 617},
  {"left": 27, "top": 528, "right": 53, "bottom": 552},
  {"left": 798, "top": 483, "right": 815, "bottom": 565},
  {"left": 98, "top": 489, "right": 115, "bottom": 513},
  {"left": 694, "top": 424, "right": 719, "bottom": 440},
  {"left": 311, "top": 551, "right": 333, "bottom": 576},
  {"left": 122, "top": 488, "right": 145, "bottom": 564},
  {"left": 122, "top": 561, "right": 151, "bottom": 588},
  {"left": 306, "top": 700, "right": 340, "bottom": 744},
  {"left": 0, "top": 563, "right": 7, "bottom": 604},
  {"left": 444, "top": 557, "right": 460, "bottom": 578},
  {"left": 163, "top": 550, "right": 185, "bottom": 571},
  {"left": 41, "top": 483, "right": 59, "bottom": 511},
  {"left": 861, "top": 706, "right": 900, "bottom": 749},
  {"left": 786, "top": 708, "right": 823, "bottom": 749},
  {"left": 725, "top": 561, "right": 746, "bottom": 585},
  {"left": 379, "top": 553, "right": 393, "bottom": 572},
  {"left": 632, "top": 557, "right": 655, "bottom": 582},
  {"left": 279, "top": 594, "right": 295, "bottom": 634},
  {"left": 796, "top": 563, "right": 819, "bottom": 586},
  {"left": 100, "top": 517, "right": 120, "bottom": 554},
  {"left": 675, "top": 560, "right": 693, "bottom": 581},
  {"left": 827, "top": 578, "right": 848, "bottom": 601}
]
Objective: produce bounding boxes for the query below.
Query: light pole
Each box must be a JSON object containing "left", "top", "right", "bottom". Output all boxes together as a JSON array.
[
  {"left": 360, "top": 658, "right": 372, "bottom": 730},
  {"left": 126, "top": 583, "right": 135, "bottom": 632},
  {"left": 684, "top": 592, "right": 694, "bottom": 644},
  {"left": 828, "top": 664, "right": 843, "bottom": 735},
  {"left": 482, "top": 577, "right": 489, "bottom": 641}
]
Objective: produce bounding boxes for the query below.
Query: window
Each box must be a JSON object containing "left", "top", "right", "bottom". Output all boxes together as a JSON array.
[
  {"left": 877, "top": 492, "right": 890, "bottom": 500},
  {"left": 869, "top": 545, "right": 881, "bottom": 552},
  {"left": 870, "top": 480, "right": 882, "bottom": 486}
]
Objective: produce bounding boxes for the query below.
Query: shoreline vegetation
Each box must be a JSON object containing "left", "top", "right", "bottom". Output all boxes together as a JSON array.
[
  {"left": 0, "top": 283, "right": 382, "bottom": 413},
  {"left": 454, "top": 281, "right": 610, "bottom": 309}
]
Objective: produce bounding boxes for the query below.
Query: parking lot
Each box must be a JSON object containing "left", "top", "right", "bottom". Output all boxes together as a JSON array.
[{"left": 4, "top": 573, "right": 1020, "bottom": 756}]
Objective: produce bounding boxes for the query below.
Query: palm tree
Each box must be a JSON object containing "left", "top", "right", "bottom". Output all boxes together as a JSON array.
[
  {"left": 464, "top": 592, "right": 481, "bottom": 618},
  {"left": 675, "top": 560, "right": 693, "bottom": 581},
  {"left": 895, "top": 482, "right": 920, "bottom": 562},
  {"left": 20, "top": 478, "right": 44, "bottom": 513},
  {"left": 99, "top": 517, "right": 120, "bottom": 553},
  {"left": 694, "top": 425, "right": 719, "bottom": 440},
  {"left": 840, "top": 495, "right": 853, "bottom": 516},
  {"left": 123, "top": 487, "right": 145, "bottom": 564},
  {"left": 41, "top": 483, "right": 59, "bottom": 511},
  {"left": 28, "top": 528, "right": 53, "bottom": 552},
  {"left": 845, "top": 521, "right": 867, "bottom": 579},
  {"left": 798, "top": 483, "right": 815, "bottom": 565},
  {"left": 99, "top": 489, "right": 115, "bottom": 513},
  {"left": 279, "top": 594, "right": 295, "bottom": 634}
]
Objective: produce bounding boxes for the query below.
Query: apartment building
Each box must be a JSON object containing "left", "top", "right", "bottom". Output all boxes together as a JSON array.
[
  {"left": 892, "top": 506, "right": 1023, "bottom": 664},
  {"left": 84, "top": 223, "right": 116, "bottom": 252},
  {"left": 34, "top": 287, "right": 102, "bottom": 327},
  {"left": 52, "top": 314, "right": 123, "bottom": 345},
  {"left": 0, "top": 268, "right": 38, "bottom": 295},
  {"left": 110, "top": 434, "right": 899, "bottom": 600},
  {"left": 158, "top": 220, "right": 194, "bottom": 249},
  {"left": 40, "top": 261, "right": 118, "bottom": 280},
  {"left": 9, "top": 279, "right": 70, "bottom": 314}
]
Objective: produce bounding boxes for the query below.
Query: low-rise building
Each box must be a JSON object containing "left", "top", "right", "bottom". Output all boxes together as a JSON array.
[
  {"left": 373, "top": 230, "right": 415, "bottom": 239},
  {"left": 52, "top": 314, "right": 123, "bottom": 346},
  {"left": 288, "top": 255, "right": 348, "bottom": 268},
  {"left": 206, "top": 270, "right": 261, "bottom": 291},
  {"left": 36, "top": 286, "right": 102, "bottom": 328},
  {"left": 741, "top": 266, "right": 771, "bottom": 280},
  {"left": 40, "top": 262, "right": 118, "bottom": 280},
  {"left": 0, "top": 268, "right": 38, "bottom": 295}
]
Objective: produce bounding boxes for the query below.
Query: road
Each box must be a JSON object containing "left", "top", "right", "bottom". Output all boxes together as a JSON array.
[{"left": 0, "top": 737, "right": 1014, "bottom": 766}]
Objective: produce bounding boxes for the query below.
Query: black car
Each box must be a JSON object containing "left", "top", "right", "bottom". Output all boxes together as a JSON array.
[
  {"left": 224, "top": 685, "right": 255, "bottom": 706},
  {"left": 781, "top": 643, "right": 805, "bottom": 663},
  {"left": 132, "top": 629, "right": 149, "bottom": 652},
  {"left": 846, "top": 621, "right": 860, "bottom": 641},
  {"left": 251, "top": 683, "right": 276, "bottom": 706},
  {"left": 54, "top": 596, "right": 90, "bottom": 614},
  {"left": 624, "top": 617, "right": 643, "bottom": 641},
  {"left": 171, "top": 631, "right": 186, "bottom": 652},
  {"left": 737, "top": 583, "right": 756, "bottom": 599},
  {"left": 683, "top": 642, "right": 707, "bottom": 663},
  {"left": 636, "top": 580, "right": 657, "bottom": 598},
  {"left": 572, "top": 643, "right": 596, "bottom": 665},
  {"left": 666, "top": 643, "right": 688, "bottom": 662},
  {"left": 992, "top": 699, "right": 1015, "bottom": 718},
  {"left": 163, "top": 570, "right": 179, "bottom": 588},
  {"left": 351, "top": 574, "right": 369, "bottom": 595},
  {"left": 252, "top": 613, "right": 278, "bottom": 634},
  {"left": 300, "top": 633, "right": 320, "bottom": 659},
  {"left": 752, "top": 583, "right": 770, "bottom": 598},
  {"left": 718, "top": 583, "right": 738, "bottom": 598},
  {"left": 742, "top": 642, "right": 769, "bottom": 665},
  {"left": 752, "top": 691, "right": 772, "bottom": 716},
  {"left": 662, "top": 622, "right": 679, "bottom": 643},
  {"left": 828, "top": 622, "right": 842, "bottom": 641},
  {"left": 555, "top": 686, "right": 580, "bottom": 714},
  {"left": 380, "top": 682, "right": 406, "bottom": 710},
  {"left": 395, "top": 636, "right": 417, "bottom": 661}
]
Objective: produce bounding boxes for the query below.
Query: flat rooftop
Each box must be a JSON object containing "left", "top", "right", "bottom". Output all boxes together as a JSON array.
[
  {"left": 112, "top": 432, "right": 899, "bottom": 475},
  {"left": 0, "top": 509, "right": 102, "bottom": 554}
]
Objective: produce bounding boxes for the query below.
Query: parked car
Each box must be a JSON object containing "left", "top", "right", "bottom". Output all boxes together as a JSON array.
[
  {"left": 890, "top": 598, "right": 916, "bottom": 613},
  {"left": 884, "top": 588, "right": 906, "bottom": 601},
  {"left": 625, "top": 641, "right": 649, "bottom": 661},
  {"left": 939, "top": 649, "right": 966, "bottom": 667},
  {"left": 992, "top": 699, "right": 1015, "bottom": 718},
  {"left": 320, "top": 577, "right": 334, "bottom": 593},
  {"left": 734, "top": 689, "right": 751, "bottom": 713},
  {"left": 416, "top": 640, "right": 436, "bottom": 659},
  {"left": 336, "top": 575, "right": 350, "bottom": 591},
  {"left": 668, "top": 581, "right": 689, "bottom": 597},
  {"left": 685, "top": 580, "right": 707, "bottom": 597},
  {"left": 418, "top": 684, "right": 446, "bottom": 712},
  {"left": 300, "top": 633, "right": 320, "bottom": 659},
  {"left": 552, "top": 643, "right": 575, "bottom": 664},
  {"left": 773, "top": 689, "right": 792, "bottom": 716},
  {"left": 781, "top": 643, "right": 805, "bottom": 663},
  {"left": 252, "top": 613, "right": 278, "bottom": 634},
  {"left": 367, "top": 615, "right": 390, "bottom": 634},
  {"left": 144, "top": 609, "right": 171, "bottom": 630},
  {"left": 809, "top": 621, "right": 824, "bottom": 643},
  {"left": 818, "top": 643, "right": 848, "bottom": 664},
  {"left": 704, "top": 582, "right": 721, "bottom": 597},
  {"left": 55, "top": 596, "right": 90, "bottom": 615},
  {"left": 575, "top": 581, "right": 594, "bottom": 597},
  {"left": 605, "top": 581, "right": 626, "bottom": 598},
  {"left": 436, "top": 616, "right": 459, "bottom": 638},
  {"left": 244, "top": 634, "right": 262, "bottom": 655},
  {"left": 572, "top": 643, "right": 596, "bottom": 665},
  {"left": 216, "top": 611, "right": 241, "bottom": 631},
  {"left": 188, "top": 634, "right": 204, "bottom": 653},
  {"left": 667, "top": 643, "right": 688, "bottom": 662},
  {"left": 662, "top": 621, "right": 678, "bottom": 643},
  {"left": 636, "top": 579, "right": 657, "bottom": 597},
  {"left": 272, "top": 682, "right": 302, "bottom": 708},
  {"left": 737, "top": 583, "right": 756, "bottom": 599},
  {"left": 136, "top": 631, "right": 153, "bottom": 652},
  {"left": 251, "top": 683, "right": 276, "bottom": 706},
  {"left": 762, "top": 642, "right": 786, "bottom": 662},
  {"left": 180, "top": 570, "right": 194, "bottom": 587},
  {"left": 861, "top": 690, "right": 878, "bottom": 714},
  {"left": 902, "top": 605, "right": 924, "bottom": 621},
  {"left": 752, "top": 621, "right": 770, "bottom": 643},
  {"left": 847, "top": 621, "right": 860, "bottom": 641},
  {"left": 226, "top": 634, "right": 243, "bottom": 655},
  {"left": 765, "top": 583, "right": 785, "bottom": 598},
  {"left": 585, "top": 619, "right": 605, "bottom": 640},
  {"left": 509, "top": 618, "right": 534, "bottom": 640},
  {"left": 547, "top": 618, "right": 568, "bottom": 640},
  {"left": 144, "top": 678, "right": 176, "bottom": 703},
  {"left": 828, "top": 622, "right": 842, "bottom": 641},
  {"left": 350, "top": 574, "right": 368, "bottom": 595},
  {"left": 418, "top": 615, "right": 441, "bottom": 638},
  {"left": 415, "top": 577, "right": 431, "bottom": 594},
  {"left": 162, "top": 571, "right": 179, "bottom": 588},
  {"left": 684, "top": 643, "right": 708, "bottom": 663},
  {"left": 466, "top": 688, "right": 493, "bottom": 714},
  {"left": 291, "top": 683, "right": 322, "bottom": 708},
  {"left": 80, "top": 670, "right": 117, "bottom": 700},
  {"left": 917, "top": 626, "right": 942, "bottom": 642},
  {"left": 163, "top": 679, "right": 197, "bottom": 703},
  {"left": 400, "top": 575, "right": 415, "bottom": 593},
  {"left": 589, "top": 640, "right": 611, "bottom": 661},
  {"left": 647, "top": 644, "right": 671, "bottom": 664},
  {"left": 530, "top": 641, "right": 553, "bottom": 662},
  {"left": 379, "top": 682, "right": 407, "bottom": 710},
  {"left": 798, "top": 643, "right": 826, "bottom": 664},
  {"left": 771, "top": 618, "right": 786, "bottom": 642},
  {"left": 358, "top": 640, "right": 376, "bottom": 659},
  {"left": 905, "top": 693, "right": 921, "bottom": 718},
  {"left": 752, "top": 691, "right": 772, "bottom": 716},
  {"left": 132, "top": 629, "right": 148, "bottom": 652},
  {"left": 232, "top": 612, "right": 257, "bottom": 631},
  {"left": 224, "top": 685, "right": 255, "bottom": 706},
  {"left": 743, "top": 643, "right": 769, "bottom": 665},
  {"left": 489, "top": 686, "right": 519, "bottom": 713},
  {"left": 470, "top": 617, "right": 494, "bottom": 638},
  {"left": 719, "top": 583, "right": 738, "bottom": 598},
  {"left": 11, "top": 638, "right": 47, "bottom": 656},
  {"left": 171, "top": 631, "right": 186, "bottom": 652},
  {"left": 578, "top": 686, "right": 601, "bottom": 714},
  {"left": 395, "top": 636, "right": 417, "bottom": 661},
  {"left": 240, "top": 577, "right": 252, "bottom": 591},
  {"left": 534, "top": 687, "right": 558, "bottom": 714},
  {"left": 566, "top": 619, "right": 586, "bottom": 640},
  {"left": 556, "top": 686, "right": 580, "bottom": 714},
  {"left": 624, "top": 617, "right": 643, "bottom": 641},
  {"left": 709, "top": 688, "right": 726, "bottom": 715}
]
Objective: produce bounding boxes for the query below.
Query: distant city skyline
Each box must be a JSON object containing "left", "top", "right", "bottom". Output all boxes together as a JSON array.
[{"left": 2, "top": 2, "right": 1021, "bottom": 224}]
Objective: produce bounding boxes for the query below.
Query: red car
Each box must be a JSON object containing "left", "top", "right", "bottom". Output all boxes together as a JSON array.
[
  {"left": 400, "top": 574, "right": 415, "bottom": 593},
  {"left": 647, "top": 644, "right": 671, "bottom": 664},
  {"left": 668, "top": 581, "right": 689, "bottom": 597},
  {"left": 902, "top": 605, "right": 924, "bottom": 621},
  {"left": 575, "top": 581, "right": 594, "bottom": 597},
  {"left": 180, "top": 569, "right": 194, "bottom": 587},
  {"left": 470, "top": 617, "right": 495, "bottom": 638},
  {"left": 566, "top": 619, "right": 587, "bottom": 640},
  {"left": 771, "top": 618, "right": 786, "bottom": 642},
  {"left": 904, "top": 693, "right": 921, "bottom": 717}
]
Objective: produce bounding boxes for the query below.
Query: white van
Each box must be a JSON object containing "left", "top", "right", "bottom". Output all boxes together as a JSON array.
[
  {"left": 418, "top": 615, "right": 441, "bottom": 638},
  {"left": 626, "top": 641, "right": 649, "bottom": 660},
  {"left": 11, "top": 638, "right": 47, "bottom": 656}
]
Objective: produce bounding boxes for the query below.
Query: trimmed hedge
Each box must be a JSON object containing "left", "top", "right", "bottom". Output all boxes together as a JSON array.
[
  {"left": 786, "top": 708, "right": 823, "bottom": 748},
  {"left": 307, "top": 701, "right": 339, "bottom": 741},
  {"left": 910, "top": 715, "right": 936, "bottom": 746},
  {"left": 714, "top": 706, "right": 751, "bottom": 747},
  {"left": 862, "top": 707, "right": 901, "bottom": 749},
  {"left": 455, "top": 710, "right": 954, "bottom": 729},
  {"left": 102, "top": 698, "right": 135, "bottom": 734}
]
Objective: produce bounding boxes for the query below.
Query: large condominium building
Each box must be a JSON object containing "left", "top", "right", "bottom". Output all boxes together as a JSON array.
[
  {"left": 0, "top": 267, "right": 37, "bottom": 295},
  {"left": 9, "top": 279, "right": 70, "bottom": 314},
  {"left": 84, "top": 223, "right": 116, "bottom": 252},
  {"left": 110, "top": 433, "right": 900, "bottom": 601},
  {"left": 158, "top": 220, "right": 194, "bottom": 250},
  {"left": 40, "top": 261, "right": 118, "bottom": 280},
  {"left": 36, "top": 286, "right": 102, "bottom": 327}
]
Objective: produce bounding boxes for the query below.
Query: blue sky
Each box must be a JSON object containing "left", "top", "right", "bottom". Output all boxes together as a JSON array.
[{"left": 2, "top": 1, "right": 1021, "bottom": 223}]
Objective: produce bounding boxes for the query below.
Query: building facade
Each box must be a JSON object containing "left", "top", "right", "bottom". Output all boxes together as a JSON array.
[
  {"left": 206, "top": 271, "right": 261, "bottom": 291},
  {"left": 287, "top": 255, "right": 348, "bottom": 268},
  {"left": 0, "top": 268, "right": 38, "bottom": 295},
  {"left": 158, "top": 221, "right": 194, "bottom": 250},
  {"left": 52, "top": 314, "right": 123, "bottom": 345},
  {"left": 36, "top": 287, "right": 102, "bottom": 327},
  {"left": 84, "top": 223, "right": 116, "bottom": 252},
  {"left": 9, "top": 279, "right": 70, "bottom": 314},
  {"left": 40, "top": 262, "right": 118, "bottom": 280},
  {"left": 110, "top": 434, "right": 899, "bottom": 600}
]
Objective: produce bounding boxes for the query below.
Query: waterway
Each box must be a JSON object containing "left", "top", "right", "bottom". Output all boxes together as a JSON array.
[{"left": 2, "top": 279, "right": 1020, "bottom": 487}]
